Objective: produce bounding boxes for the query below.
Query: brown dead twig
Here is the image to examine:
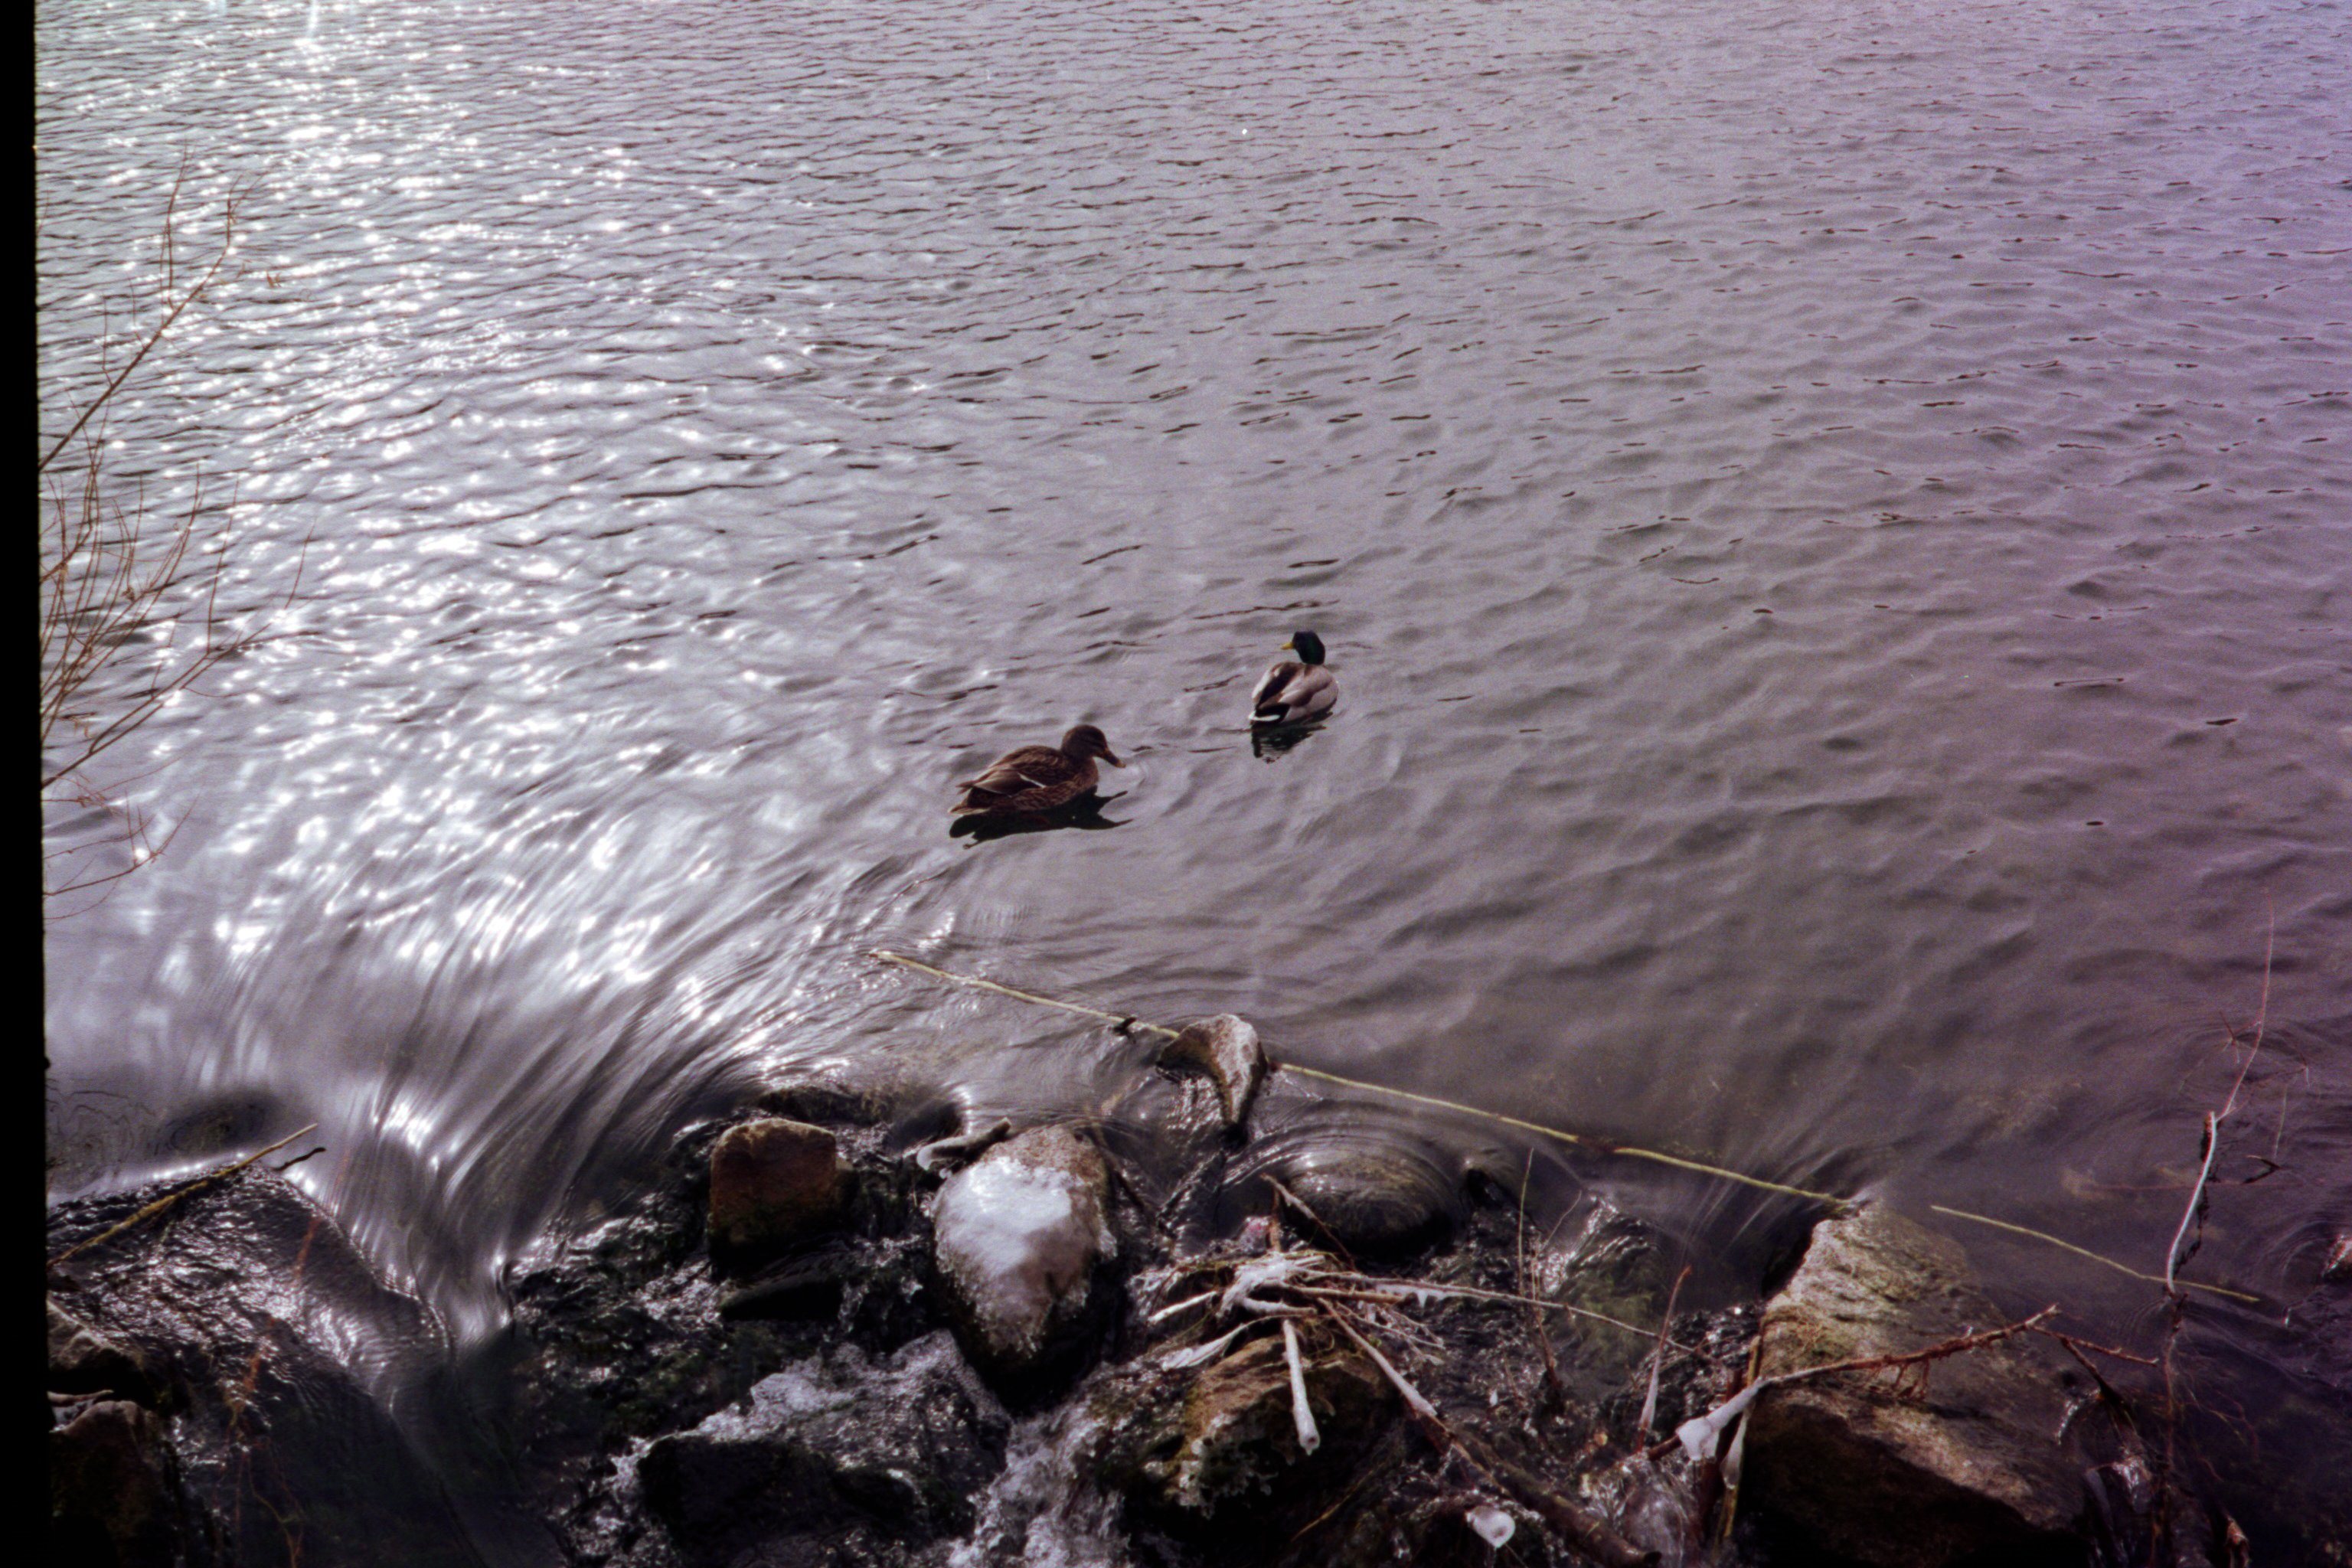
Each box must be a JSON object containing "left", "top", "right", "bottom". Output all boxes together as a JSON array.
[
  {"left": 1637, "top": 1263, "right": 1693, "bottom": 1442},
  {"left": 2145, "top": 918, "right": 2276, "bottom": 1561},
  {"left": 1145, "top": 1225, "right": 1663, "bottom": 1568},
  {"left": 40, "top": 165, "right": 302, "bottom": 908},
  {"left": 1657, "top": 1305, "right": 2062, "bottom": 1467},
  {"left": 46, "top": 1125, "right": 320, "bottom": 1269}
]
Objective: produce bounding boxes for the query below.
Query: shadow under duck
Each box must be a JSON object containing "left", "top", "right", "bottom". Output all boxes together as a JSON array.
[{"left": 950, "top": 724, "right": 1125, "bottom": 818}]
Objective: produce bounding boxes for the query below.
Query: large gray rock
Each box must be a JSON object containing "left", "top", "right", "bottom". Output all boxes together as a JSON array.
[
  {"left": 930, "top": 1125, "right": 1115, "bottom": 1388},
  {"left": 637, "top": 1331, "right": 1008, "bottom": 1566},
  {"left": 1744, "top": 1204, "right": 2085, "bottom": 1567}
]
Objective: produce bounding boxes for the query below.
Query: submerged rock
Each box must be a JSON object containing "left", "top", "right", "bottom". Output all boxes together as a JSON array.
[
  {"left": 1230, "top": 1133, "right": 1464, "bottom": 1257},
  {"left": 1743, "top": 1204, "right": 2085, "bottom": 1568},
  {"left": 1542, "top": 1200, "right": 1678, "bottom": 1386},
  {"left": 707, "top": 1118, "right": 845, "bottom": 1266},
  {"left": 931, "top": 1125, "right": 1116, "bottom": 1390},
  {"left": 1158, "top": 1015, "right": 1268, "bottom": 1132},
  {"left": 638, "top": 1331, "right": 1008, "bottom": 1566}
]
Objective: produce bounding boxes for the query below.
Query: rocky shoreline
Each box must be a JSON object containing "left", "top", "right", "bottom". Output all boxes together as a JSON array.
[{"left": 50, "top": 1028, "right": 2248, "bottom": 1568}]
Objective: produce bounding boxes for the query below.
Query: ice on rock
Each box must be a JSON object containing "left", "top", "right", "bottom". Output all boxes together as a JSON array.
[{"left": 933, "top": 1126, "right": 1115, "bottom": 1379}]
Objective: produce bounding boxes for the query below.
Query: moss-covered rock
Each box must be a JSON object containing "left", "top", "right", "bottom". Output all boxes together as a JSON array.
[{"left": 1743, "top": 1204, "right": 2086, "bottom": 1568}]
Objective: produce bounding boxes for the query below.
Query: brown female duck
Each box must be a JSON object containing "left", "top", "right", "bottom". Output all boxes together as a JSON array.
[{"left": 950, "top": 724, "right": 1125, "bottom": 818}]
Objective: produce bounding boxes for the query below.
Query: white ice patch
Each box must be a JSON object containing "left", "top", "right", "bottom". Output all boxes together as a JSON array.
[
  {"left": 1466, "top": 1502, "right": 1516, "bottom": 1547},
  {"left": 935, "top": 1158, "right": 1104, "bottom": 1358}
]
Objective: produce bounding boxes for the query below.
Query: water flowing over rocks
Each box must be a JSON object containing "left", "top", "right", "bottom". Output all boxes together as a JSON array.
[
  {"left": 46, "top": 1169, "right": 491, "bottom": 1568},
  {"left": 47, "top": 1051, "right": 2265, "bottom": 1568},
  {"left": 637, "top": 1332, "right": 1010, "bottom": 1566}
]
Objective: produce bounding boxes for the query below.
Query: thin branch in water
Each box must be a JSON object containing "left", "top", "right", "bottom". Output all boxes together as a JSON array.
[
  {"left": 47, "top": 1125, "right": 320, "bottom": 1267},
  {"left": 1927, "top": 1206, "right": 2260, "bottom": 1304},
  {"left": 2163, "top": 1112, "right": 2222, "bottom": 1296}
]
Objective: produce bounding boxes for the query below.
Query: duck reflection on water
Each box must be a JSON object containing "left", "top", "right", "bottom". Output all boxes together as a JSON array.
[{"left": 948, "top": 792, "right": 1127, "bottom": 842}]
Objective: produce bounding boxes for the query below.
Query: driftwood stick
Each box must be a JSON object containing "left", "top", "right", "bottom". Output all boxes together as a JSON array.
[{"left": 48, "top": 1125, "right": 321, "bottom": 1267}]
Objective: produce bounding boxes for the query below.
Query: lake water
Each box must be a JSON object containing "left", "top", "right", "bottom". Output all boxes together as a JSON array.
[{"left": 40, "top": 0, "right": 2352, "bottom": 1555}]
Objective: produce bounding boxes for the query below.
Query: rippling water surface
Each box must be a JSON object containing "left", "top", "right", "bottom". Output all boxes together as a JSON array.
[{"left": 41, "top": 0, "right": 2352, "bottom": 1552}]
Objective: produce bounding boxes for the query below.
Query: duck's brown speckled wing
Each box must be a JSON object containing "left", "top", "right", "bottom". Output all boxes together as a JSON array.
[{"left": 952, "top": 745, "right": 1090, "bottom": 815}]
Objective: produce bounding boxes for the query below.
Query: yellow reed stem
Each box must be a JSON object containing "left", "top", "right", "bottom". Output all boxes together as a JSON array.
[{"left": 868, "top": 949, "right": 1850, "bottom": 1207}]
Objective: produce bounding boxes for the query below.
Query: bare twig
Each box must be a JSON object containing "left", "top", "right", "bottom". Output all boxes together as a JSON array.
[
  {"left": 1662, "top": 1307, "right": 2060, "bottom": 1464},
  {"left": 2034, "top": 1327, "right": 2159, "bottom": 1370},
  {"left": 40, "top": 172, "right": 304, "bottom": 913},
  {"left": 47, "top": 1125, "right": 320, "bottom": 1267},
  {"left": 1928, "top": 1206, "right": 2260, "bottom": 1304},
  {"left": 1518, "top": 1152, "right": 1567, "bottom": 1405},
  {"left": 1638, "top": 1264, "right": 1692, "bottom": 1441},
  {"left": 2165, "top": 914, "right": 2275, "bottom": 1294},
  {"left": 2163, "top": 1113, "right": 2223, "bottom": 1296},
  {"left": 871, "top": 950, "right": 1855, "bottom": 1208}
]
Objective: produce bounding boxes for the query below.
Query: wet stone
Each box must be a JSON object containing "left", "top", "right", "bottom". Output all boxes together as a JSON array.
[
  {"left": 931, "top": 1125, "right": 1116, "bottom": 1391},
  {"left": 1540, "top": 1200, "right": 1677, "bottom": 1385},
  {"left": 1130, "top": 1332, "right": 1388, "bottom": 1517},
  {"left": 707, "top": 1118, "right": 844, "bottom": 1266},
  {"left": 49, "top": 1397, "right": 191, "bottom": 1568},
  {"left": 636, "top": 1331, "right": 1008, "bottom": 1567},
  {"left": 49, "top": 1296, "right": 167, "bottom": 1406},
  {"left": 1743, "top": 1204, "right": 2085, "bottom": 1568},
  {"left": 1158, "top": 1014, "right": 1268, "bottom": 1132},
  {"left": 44, "top": 1169, "right": 487, "bottom": 1568}
]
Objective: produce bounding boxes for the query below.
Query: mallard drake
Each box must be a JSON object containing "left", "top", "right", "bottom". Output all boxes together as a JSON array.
[
  {"left": 1249, "top": 631, "right": 1338, "bottom": 727},
  {"left": 951, "top": 724, "right": 1125, "bottom": 817}
]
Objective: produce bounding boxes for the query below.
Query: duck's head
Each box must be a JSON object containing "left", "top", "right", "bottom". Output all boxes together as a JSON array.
[
  {"left": 1282, "top": 630, "right": 1328, "bottom": 666},
  {"left": 1060, "top": 724, "right": 1125, "bottom": 767}
]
